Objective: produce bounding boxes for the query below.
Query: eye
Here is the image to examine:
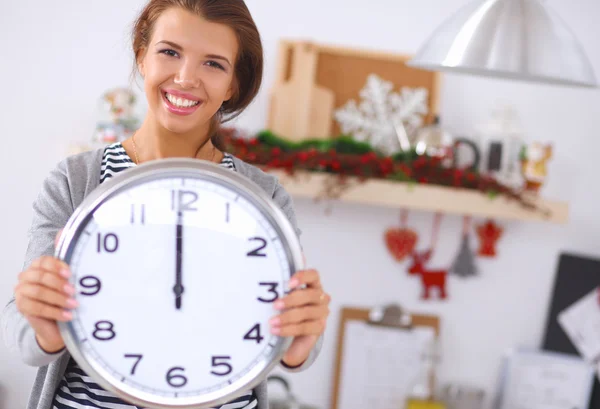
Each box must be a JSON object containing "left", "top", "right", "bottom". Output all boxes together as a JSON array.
[
  {"left": 159, "top": 49, "right": 179, "bottom": 58},
  {"left": 206, "top": 60, "right": 225, "bottom": 71}
]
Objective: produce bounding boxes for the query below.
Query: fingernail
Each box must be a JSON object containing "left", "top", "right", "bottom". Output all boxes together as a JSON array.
[
  {"left": 66, "top": 298, "right": 78, "bottom": 308},
  {"left": 274, "top": 300, "right": 285, "bottom": 310},
  {"left": 62, "top": 311, "right": 73, "bottom": 320},
  {"left": 60, "top": 268, "right": 71, "bottom": 278},
  {"left": 271, "top": 326, "right": 281, "bottom": 335},
  {"left": 64, "top": 284, "right": 75, "bottom": 296},
  {"left": 288, "top": 279, "right": 299, "bottom": 289},
  {"left": 269, "top": 317, "right": 281, "bottom": 326}
]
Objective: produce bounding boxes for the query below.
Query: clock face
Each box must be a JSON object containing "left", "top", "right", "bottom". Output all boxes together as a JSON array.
[{"left": 58, "top": 165, "right": 300, "bottom": 408}]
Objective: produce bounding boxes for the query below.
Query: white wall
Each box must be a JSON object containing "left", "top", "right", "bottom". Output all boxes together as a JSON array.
[{"left": 1, "top": 1, "right": 599, "bottom": 408}]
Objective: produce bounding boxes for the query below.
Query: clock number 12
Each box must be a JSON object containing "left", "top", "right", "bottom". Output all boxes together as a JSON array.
[{"left": 172, "top": 190, "right": 198, "bottom": 212}]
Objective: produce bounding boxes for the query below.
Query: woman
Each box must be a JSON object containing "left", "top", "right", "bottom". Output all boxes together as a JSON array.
[{"left": 1, "top": 1, "right": 331, "bottom": 408}]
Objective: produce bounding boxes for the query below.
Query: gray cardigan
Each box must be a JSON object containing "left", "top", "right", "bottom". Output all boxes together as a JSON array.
[{"left": 1, "top": 147, "right": 322, "bottom": 409}]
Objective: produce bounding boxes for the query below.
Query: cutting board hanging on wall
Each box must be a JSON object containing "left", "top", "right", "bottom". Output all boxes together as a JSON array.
[{"left": 268, "top": 41, "right": 335, "bottom": 141}]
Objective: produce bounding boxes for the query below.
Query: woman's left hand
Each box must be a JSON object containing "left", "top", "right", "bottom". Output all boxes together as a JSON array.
[{"left": 269, "top": 268, "right": 330, "bottom": 368}]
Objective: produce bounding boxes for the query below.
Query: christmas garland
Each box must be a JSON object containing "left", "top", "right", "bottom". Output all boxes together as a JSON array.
[{"left": 220, "top": 128, "right": 550, "bottom": 216}]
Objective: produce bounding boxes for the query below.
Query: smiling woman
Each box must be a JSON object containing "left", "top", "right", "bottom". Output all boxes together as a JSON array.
[
  {"left": 128, "top": 0, "right": 264, "bottom": 162},
  {"left": 1, "top": 1, "right": 330, "bottom": 409}
]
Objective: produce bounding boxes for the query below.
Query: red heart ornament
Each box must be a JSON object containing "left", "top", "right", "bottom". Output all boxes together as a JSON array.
[{"left": 385, "top": 228, "right": 418, "bottom": 261}]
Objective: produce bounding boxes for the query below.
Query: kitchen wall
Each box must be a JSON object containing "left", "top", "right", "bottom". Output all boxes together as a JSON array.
[{"left": 1, "top": 1, "right": 599, "bottom": 408}]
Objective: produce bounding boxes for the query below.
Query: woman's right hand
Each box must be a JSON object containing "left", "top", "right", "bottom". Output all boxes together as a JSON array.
[{"left": 14, "top": 232, "right": 77, "bottom": 353}]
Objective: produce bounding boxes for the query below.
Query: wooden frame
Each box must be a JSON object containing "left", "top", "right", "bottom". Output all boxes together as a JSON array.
[
  {"left": 330, "top": 306, "right": 441, "bottom": 409},
  {"left": 268, "top": 39, "right": 441, "bottom": 140}
]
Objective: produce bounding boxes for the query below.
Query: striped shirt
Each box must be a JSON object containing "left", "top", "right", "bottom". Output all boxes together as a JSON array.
[{"left": 52, "top": 142, "right": 256, "bottom": 409}]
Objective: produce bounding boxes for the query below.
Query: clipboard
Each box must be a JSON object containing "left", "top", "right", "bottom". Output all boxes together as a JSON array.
[{"left": 330, "top": 304, "right": 441, "bottom": 409}]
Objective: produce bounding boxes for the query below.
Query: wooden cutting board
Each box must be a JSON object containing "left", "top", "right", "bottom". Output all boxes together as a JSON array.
[{"left": 268, "top": 42, "right": 335, "bottom": 141}]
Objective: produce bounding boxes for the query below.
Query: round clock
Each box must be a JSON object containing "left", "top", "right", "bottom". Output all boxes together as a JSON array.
[{"left": 55, "top": 158, "right": 304, "bottom": 409}]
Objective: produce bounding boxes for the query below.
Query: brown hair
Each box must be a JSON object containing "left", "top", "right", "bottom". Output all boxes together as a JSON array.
[{"left": 131, "top": 0, "right": 263, "bottom": 147}]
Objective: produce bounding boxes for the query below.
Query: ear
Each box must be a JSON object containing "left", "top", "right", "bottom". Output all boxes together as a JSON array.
[
  {"left": 138, "top": 61, "right": 146, "bottom": 79},
  {"left": 136, "top": 48, "right": 147, "bottom": 79},
  {"left": 224, "top": 77, "right": 237, "bottom": 103}
]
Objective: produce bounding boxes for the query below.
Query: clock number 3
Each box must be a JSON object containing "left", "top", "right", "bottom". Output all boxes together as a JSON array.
[{"left": 258, "top": 282, "right": 279, "bottom": 303}]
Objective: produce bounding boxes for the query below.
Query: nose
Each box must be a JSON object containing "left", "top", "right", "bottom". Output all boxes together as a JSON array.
[{"left": 174, "top": 63, "right": 200, "bottom": 89}]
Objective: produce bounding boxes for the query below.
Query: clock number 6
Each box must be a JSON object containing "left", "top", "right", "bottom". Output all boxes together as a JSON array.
[
  {"left": 166, "top": 367, "right": 187, "bottom": 388},
  {"left": 211, "top": 356, "right": 232, "bottom": 376}
]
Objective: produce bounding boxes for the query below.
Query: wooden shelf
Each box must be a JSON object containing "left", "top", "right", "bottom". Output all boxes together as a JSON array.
[
  {"left": 266, "top": 169, "right": 569, "bottom": 224},
  {"left": 65, "top": 143, "right": 568, "bottom": 224}
]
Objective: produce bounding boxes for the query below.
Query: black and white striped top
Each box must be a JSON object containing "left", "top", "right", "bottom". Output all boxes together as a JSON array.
[
  {"left": 100, "top": 142, "right": 236, "bottom": 183},
  {"left": 52, "top": 142, "right": 256, "bottom": 409}
]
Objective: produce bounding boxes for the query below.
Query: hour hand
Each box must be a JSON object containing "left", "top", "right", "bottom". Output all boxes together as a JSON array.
[
  {"left": 173, "top": 283, "right": 184, "bottom": 309},
  {"left": 174, "top": 211, "right": 184, "bottom": 310}
]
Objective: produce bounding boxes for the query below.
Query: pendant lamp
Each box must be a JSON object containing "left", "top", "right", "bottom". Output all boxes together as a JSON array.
[{"left": 407, "top": 0, "right": 597, "bottom": 88}]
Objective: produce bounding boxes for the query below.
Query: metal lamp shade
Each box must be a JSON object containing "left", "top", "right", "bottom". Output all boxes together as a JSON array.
[{"left": 407, "top": 0, "right": 598, "bottom": 88}]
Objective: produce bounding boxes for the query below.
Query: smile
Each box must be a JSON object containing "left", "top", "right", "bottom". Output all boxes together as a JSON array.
[
  {"left": 161, "top": 90, "right": 203, "bottom": 116},
  {"left": 165, "top": 92, "right": 200, "bottom": 108}
]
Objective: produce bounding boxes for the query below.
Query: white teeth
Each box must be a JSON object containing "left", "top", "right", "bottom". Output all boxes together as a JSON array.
[{"left": 166, "top": 93, "right": 199, "bottom": 108}]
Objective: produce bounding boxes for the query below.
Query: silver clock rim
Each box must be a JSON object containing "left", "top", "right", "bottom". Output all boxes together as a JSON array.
[{"left": 55, "top": 158, "right": 303, "bottom": 409}]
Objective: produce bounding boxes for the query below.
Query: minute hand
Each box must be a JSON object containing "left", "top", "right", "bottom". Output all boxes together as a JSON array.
[{"left": 173, "top": 211, "right": 184, "bottom": 310}]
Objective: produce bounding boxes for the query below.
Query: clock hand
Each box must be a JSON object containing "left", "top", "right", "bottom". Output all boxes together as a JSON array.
[{"left": 174, "top": 210, "right": 184, "bottom": 310}]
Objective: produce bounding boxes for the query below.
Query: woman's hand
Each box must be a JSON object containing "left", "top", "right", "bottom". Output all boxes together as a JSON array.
[
  {"left": 269, "top": 269, "right": 330, "bottom": 368},
  {"left": 14, "top": 230, "right": 75, "bottom": 353}
]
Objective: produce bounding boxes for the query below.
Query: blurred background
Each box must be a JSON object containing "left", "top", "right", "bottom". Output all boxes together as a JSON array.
[{"left": 2, "top": 1, "right": 600, "bottom": 409}]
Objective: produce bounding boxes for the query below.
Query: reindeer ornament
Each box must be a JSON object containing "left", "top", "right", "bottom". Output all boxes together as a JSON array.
[{"left": 408, "top": 249, "right": 448, "bottom": 300}]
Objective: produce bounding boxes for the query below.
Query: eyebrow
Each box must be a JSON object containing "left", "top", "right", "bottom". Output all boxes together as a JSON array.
[{"left": 155, "top": 40, "right": 232, "bottom": 66}]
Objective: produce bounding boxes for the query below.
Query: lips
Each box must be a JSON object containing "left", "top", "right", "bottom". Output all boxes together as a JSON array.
[{"left": 161, "top": 89, "right": 203, "bottom": 116}]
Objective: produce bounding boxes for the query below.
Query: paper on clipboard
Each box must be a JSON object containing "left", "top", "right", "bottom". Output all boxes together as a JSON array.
[
  {"left": 497, "top": 349, "right": 594, "bottom": 409},
  {"left": 557, "top": 287, "right": 600, "bottom": 363},
  {"left": 336, "top": 320, "right": 435, "bottom": 409}
]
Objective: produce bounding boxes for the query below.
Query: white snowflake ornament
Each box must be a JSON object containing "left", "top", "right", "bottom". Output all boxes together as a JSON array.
[{"left": 334, "top": 74, "right": 429, "bottom": 154}]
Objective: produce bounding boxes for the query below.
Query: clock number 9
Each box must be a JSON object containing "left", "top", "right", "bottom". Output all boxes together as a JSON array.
[
  {"left": 166, "top": 367, "right": 187, "bottom": 388},
  {"left": 79, "top": 276, "right": 101, "bottom": 296}
]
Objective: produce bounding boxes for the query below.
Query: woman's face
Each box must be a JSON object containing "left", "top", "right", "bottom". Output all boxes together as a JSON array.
[{"left": 138, "top": 7, "right": 238, "bottom": 136}]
